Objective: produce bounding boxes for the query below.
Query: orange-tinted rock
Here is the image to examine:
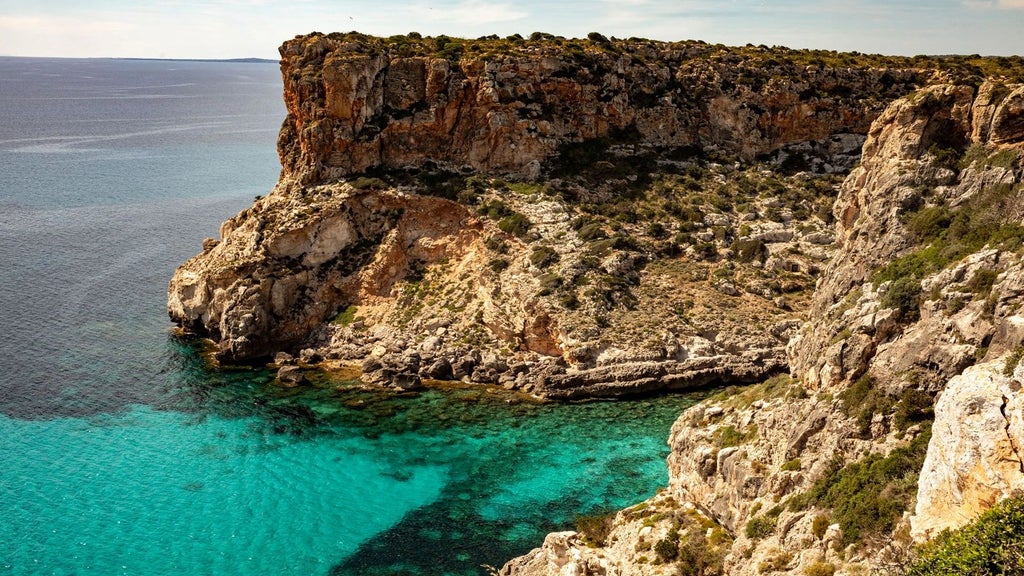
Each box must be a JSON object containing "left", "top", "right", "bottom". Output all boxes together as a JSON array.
[{"left": 276, "top": 33, "right": 925, "bottom": 185}]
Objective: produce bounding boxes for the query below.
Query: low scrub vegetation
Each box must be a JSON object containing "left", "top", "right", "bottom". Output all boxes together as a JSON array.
[
  {"left": 907, "top": 494, "right": 1024, "bottom": 575},
  {"left": 788, "top": 429, "right": 931, "bottom": 547},
  {"left": 574, "top": 512, "right": 616, "bottom": 547},
  {"left": 309, "top": 31, "right": 1024, "bottom": 83},
  {"left": 875, "top": 182, "right": 1024, "bottom": 286},
  {"left": 746, "top": 514, "right": 778, "bottom": 540},
  {"left": 838, "top": 374, "right": 933, "bottom": 436}
]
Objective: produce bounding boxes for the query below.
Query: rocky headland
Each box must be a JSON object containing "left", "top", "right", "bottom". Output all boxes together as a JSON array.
[{"left": 169, "top": 32, "right": 1024, "bottom": 574}]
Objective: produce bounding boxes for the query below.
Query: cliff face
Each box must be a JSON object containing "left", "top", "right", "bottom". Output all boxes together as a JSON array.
[
  {"left": 788, "top": 82, "right": 1024, "bottom": 391},
  {"left": 172, "top": 33, "right": 929, "bottom": 397},
  {"left": 499, "top": 83, "right": 1024, "bottom": 575},
  {"left": 276, "top": 33, "right": 923, "bottom": 183}
]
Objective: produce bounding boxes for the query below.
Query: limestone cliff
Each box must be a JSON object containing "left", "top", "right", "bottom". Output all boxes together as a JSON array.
[
  {"left": 498, "top": 82, "right": 1024, "bottom": 575},
  {"left": 169, "top": 33, "right": 931, "bottom": 398},
  {"left": 275, "top": 33, "right": 924, "bottom": 183},
  {"left": 168, "top": 32, "right": 1024, "bottom": 575}
]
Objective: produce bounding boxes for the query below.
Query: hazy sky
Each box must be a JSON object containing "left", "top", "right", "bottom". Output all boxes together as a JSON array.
[{"left": 0, "top": 0, "right": 1021, "bottom": 60}]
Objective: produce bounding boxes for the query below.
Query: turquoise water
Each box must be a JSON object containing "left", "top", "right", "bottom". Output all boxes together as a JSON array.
[
  {"left": 1, "top": 343, "right": 707, "bottom": 575},
  {"left": 0, "top": 57, "right": 708, "bottom": 575}
]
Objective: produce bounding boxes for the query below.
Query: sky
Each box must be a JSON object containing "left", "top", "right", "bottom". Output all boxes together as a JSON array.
[{"left": 0, "top": 0, "right": 1021, "bottom": 60}]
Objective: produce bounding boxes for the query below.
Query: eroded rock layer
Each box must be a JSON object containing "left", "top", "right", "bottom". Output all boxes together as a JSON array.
[
  {"left": 276, "top": 34, "right": 924, "bottom": 184},
  {"left": 170, "top": 33, "right": 935, "bottom": 398}
]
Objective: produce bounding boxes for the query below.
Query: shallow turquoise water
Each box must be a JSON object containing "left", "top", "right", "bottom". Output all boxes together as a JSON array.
[
  {"left": 1, "top": 406, "right": 447, "bottom": 575},
  {"left": 1, "top": 343, "right": 708, "bottom": 575},
  {"left": 0, "top": 57, "right": 710, "bottom": 575}
]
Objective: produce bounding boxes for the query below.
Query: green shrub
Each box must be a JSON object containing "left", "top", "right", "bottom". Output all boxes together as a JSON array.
[
  {"left": 1004, "top": 345, "right": 1024, "bottom": 376},
  {"left": 804, "top": 562, "right": 835, "bottom": 576},
  {"left": 537, "top": 273, "right": 563, "bottom": 295},
  {"left": 986, "top": 148, "right": 1019, "bottom": 169},
  {"left": 558, "top": 290, "right": 580, "bottom": 310},
  {"left": 962, "top": 144, "right": 1020, "bottom": 170},
  {"left": 488, "top": 257, "right": 510, "bottom": 273},
  {"left": 349, "top": 176, "right": 388, "bottom": 190},
  {"left": 731, "top": 238, "right": 767, "bottom": 263},
  {"left": 484, "top": 236, "right": 508, "bottom": 254},
  {"left": 676, "top": 529, "right": 728, "bottom": 576},
  {"left": 478, "top": 199, "right": 513, "bottom": 220},
  {"left": 654, "top": 537, "right": 679, "bottom": 561},
  {"left": 694, "top": 242, "right": 717, "bottom": 260},
  {"left": 746, "top": 515, "right": 777, "bottom": 540},
  {"left": 830, "top": 328, "right": 852, "bottom": 344},
  {"left": 838, "top": 375, "right": 934, "bottom": 435},
  {"left": 838, "top": 374, "right": 895, "bottom": 435},
  {"left": 893, "top": 389, "right": 934, "bottom": 431},
  {"left": 758, "top": 550, "right": 794, "bottom": 573},
  {"left": 438, "top": 41, "right": 464, "bottom": 60},
  {"left": 575, "top": 512, "right": 616, "bottom": 547},
  {"left": 781, "top": 458, "right": 802, "bottom": 472},
  {"left": 928, "top": 144, "right": 959, "bottom": 170},
  {"left": 577, "top": 222, "right": 607, "bottom": 241},
  {"left": 715, "top": 424, "right": 756, "bottom": 448},
  {"left": 907, "top": 494, "right": 1024, "bottom": 575},
  {"left": 811, "top": 514, "right": 830, "bottom": 539},
  {"left": 331, "top": 305, "right": 359, "bottom": 326},
  {"left": 881, "top": 276, "right": 922, "bottom": 321},
  {"left": 965, "top": 268, "right": 999, "bottom": 298},
  {"left": 875, "top": 183, "right": 1024, "bottom": 287},
  {"left": 646, "top": 221, "right": 667, "bottom": 238},
  {"left": 790, "top": 428, "right": 931, "bottom": 547},
  {"left": 906, "top": 205, "right": 952, "bottom": 242},
  {"left": 530, "top": 246, "right": 560, "bottom": 269},
  {"left": 497, "top": 213, "right": 531, "bottom": 237}
]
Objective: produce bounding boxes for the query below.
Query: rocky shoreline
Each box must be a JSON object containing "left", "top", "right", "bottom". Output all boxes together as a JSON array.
[{"left": 169, "top": 32, "right": 1024, "bottom": 574}]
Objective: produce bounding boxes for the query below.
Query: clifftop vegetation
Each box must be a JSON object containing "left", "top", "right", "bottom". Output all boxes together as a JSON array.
[{"left": 298, "top": 30, "right": 1024, "bottom": 83}]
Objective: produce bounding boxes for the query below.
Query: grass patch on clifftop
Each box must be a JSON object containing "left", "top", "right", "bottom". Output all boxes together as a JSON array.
[{"left": 297, "top": 32, "right": 1024, "bottom": 83}]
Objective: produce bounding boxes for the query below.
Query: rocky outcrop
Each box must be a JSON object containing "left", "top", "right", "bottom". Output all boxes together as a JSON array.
[
  {"left": 789, "top": 81, "right": 1024, "bottom": 391},
  {"left": 168, "top": 169, "right": 811, "bottom": 397},
  {"left": 169, "top": 183, "right": 489, "bottom": 361},
  {"left": 501, "top": 80, "right": 1024, "bottom": 575},
  {"left": 169, "top": 32, "right": 1024, "bottom": 575},
  {"left": 911, "top": 359, "right": 1024, "bottom": 541},
  {"left": 498, "top": 490, "right": 732, "bottom": 576},
  {"left": 277, "top": 33, "right": 925, "bottom": 184},
  {"left": 174, "top": 34, "right": 915, "bottom": 397}
]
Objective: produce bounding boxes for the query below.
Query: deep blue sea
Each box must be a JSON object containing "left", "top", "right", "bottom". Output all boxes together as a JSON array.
[{"left": 0, "top": 57, "right": 707, "bottom": 575}]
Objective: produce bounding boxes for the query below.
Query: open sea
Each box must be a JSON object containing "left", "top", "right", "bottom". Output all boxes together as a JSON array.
[{"left": 0, "top": 57, "right": 707, "bottom": 576}]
